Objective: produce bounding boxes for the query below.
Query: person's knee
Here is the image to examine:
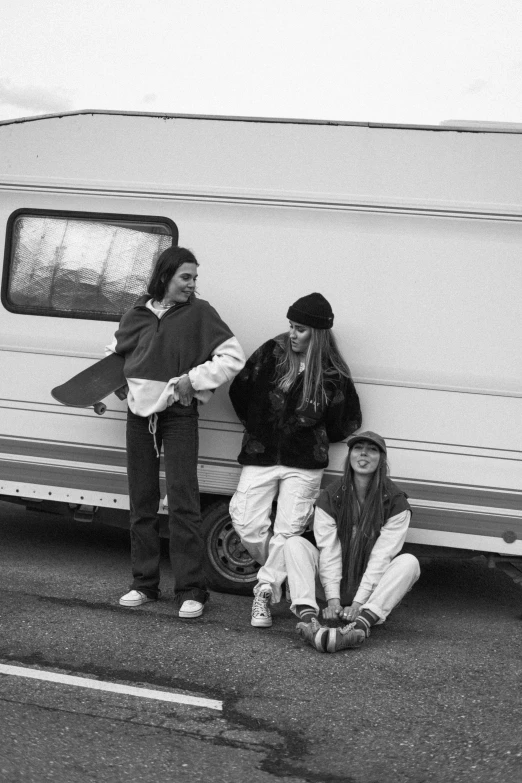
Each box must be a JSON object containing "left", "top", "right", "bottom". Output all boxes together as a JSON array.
[
  {"left": 284, "top": 535, "right": 308, "bottom": 555},
  {"left": 397, "top": 552, "right": 421, "bottom": 580},
  {"left": 276, "top": 498, "right": 316, "bottom": 537},
  {"left": 284, "top": 535, "right": 314, "bottom": 565}
]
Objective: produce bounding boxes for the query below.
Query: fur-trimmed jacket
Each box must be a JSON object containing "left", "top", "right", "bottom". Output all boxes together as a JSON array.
[{"left": 229, "top": 336, "right": 362, "bottom": 470}]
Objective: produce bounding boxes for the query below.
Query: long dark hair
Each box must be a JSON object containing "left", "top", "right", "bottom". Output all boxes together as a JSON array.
[
  {"left": 275, "top": 328, "right": 351, "bottom": 409},
  {"left": 336, "top": 445, "right": 389, "bottom": 604},
  {"left": 147, "top": 246, "right": 198, "bottom": 302}
]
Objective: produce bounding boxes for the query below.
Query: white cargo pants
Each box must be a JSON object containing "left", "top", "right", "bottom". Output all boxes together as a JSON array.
[
  {"left": 284, "top": 536, "right": 420, "bottom": 622},
  {"left": 229, "top": 465, "right": 323, "bottom": 603}
]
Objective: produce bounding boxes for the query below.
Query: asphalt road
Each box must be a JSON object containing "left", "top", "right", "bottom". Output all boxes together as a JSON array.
[{"left": 0, "top": 500, "right": 521, "bottom": 783}]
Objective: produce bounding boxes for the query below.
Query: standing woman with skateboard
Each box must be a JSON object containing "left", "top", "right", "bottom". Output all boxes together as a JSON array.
[
  {"left": 285, "top": 431, "right": 420, "bottom": 652},
  {"left": 229, "top": 293, "right": 362, "bottom": 628},
  {"left": 108, "top": 246, "right": 245, "bottom": 618}
]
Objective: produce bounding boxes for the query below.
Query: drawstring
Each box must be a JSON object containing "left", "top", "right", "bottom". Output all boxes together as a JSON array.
[{"left": 148, "top": 413, "right": 160, "bottom": 458}]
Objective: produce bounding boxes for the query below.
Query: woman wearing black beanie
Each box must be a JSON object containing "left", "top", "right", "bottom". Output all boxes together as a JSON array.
[{"left": 229, "top": 292, "right": 362, "bottom": 628}]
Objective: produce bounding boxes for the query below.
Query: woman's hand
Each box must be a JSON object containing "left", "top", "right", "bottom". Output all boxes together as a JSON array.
[
  {"left": 339, "top": 601, "right": 362, "bottom": 623},
  {"left": 322, "top": 599, "right": 342, "bottom": 621},
  {"left": 176, "top": 374, "right": 195, "bottom": 406},
  {"left": 115, "top": 384, "right": 129, "bottom": 401}
]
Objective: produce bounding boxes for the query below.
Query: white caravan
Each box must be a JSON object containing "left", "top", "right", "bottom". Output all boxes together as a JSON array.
[{"left": 0, "top": 110, "right": 520, "bottom": 592}]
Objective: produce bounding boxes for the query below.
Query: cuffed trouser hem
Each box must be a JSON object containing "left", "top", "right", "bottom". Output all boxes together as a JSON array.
[{"left": 175, "top": 588, "right": 209, "bottom": 604}]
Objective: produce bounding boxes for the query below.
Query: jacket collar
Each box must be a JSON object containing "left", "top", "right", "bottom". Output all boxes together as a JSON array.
[{"left": 132, "top": 294, "right": 192, "bottom": 312}]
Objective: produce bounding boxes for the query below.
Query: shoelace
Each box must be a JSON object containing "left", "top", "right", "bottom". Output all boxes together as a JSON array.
[{"left": 252, "top": 593, "right": 270, "bottom": 615}]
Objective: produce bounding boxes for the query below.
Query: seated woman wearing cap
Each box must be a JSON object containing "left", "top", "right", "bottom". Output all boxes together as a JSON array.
[
  {"left": 284, "top": 431, "right": 420, "bottom": 652},
  {"left": 229, "top": 292, "right": 362, "bottom": 628}
]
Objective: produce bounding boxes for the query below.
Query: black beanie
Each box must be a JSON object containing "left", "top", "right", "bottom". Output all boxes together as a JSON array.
[{"left": 287, "top": 292, "right": 334, "bottom": 329}]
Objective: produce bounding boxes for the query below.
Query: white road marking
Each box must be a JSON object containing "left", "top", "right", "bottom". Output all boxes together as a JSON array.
[{"left": 0, "top": 664, "right": 222, "bottom": 711}]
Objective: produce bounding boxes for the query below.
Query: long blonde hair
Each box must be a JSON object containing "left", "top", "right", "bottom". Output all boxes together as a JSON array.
[{"left": 275, "top": 329, "right": 352, "bottom": 409}]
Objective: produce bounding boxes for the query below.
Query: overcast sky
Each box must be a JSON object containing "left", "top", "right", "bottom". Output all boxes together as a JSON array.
[{"left": 1, "top": 0, "right": 521, "bottom": 126}]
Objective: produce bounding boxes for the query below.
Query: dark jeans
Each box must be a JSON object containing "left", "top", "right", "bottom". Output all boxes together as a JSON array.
[{"left": 126, "top": 403, "right": 208, "bottom": 603}]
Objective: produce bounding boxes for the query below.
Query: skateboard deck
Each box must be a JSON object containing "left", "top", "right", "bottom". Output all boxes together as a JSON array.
[{"left": 51, "top": 353, "right": 126, "bottom": 415}]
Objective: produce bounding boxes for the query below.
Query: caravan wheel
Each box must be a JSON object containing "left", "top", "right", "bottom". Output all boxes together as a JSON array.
[{"left": 201, "top": 501, "right": 258, "bottom": 595}]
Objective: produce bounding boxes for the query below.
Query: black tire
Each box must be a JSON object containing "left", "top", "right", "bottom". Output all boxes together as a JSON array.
[{"left": 201, "top": 500, "right": 259, "bottom": 595}]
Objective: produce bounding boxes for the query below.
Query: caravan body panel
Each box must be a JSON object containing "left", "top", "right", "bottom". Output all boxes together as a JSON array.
[{"left": 0, "top": 111, "right": 520, "bottom": 556}]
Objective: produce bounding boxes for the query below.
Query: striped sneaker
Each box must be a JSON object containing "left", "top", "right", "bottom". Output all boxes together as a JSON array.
[
  {"left": 326, "top": 625, "right": 366, "bottom": 652},
  {"left": 296, "top": 617, "right": 328, "bottom": 652}
]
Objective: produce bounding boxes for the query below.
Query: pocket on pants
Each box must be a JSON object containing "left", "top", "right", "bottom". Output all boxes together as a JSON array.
[
  {"left": 229, "top": 490, "right": 247, "bottom": 529},
  {"left": 289, "top": 483, "right": 321, "bottom": 535},
  {"left": 230, "top": 467, "right": 274, "bottom": 531}
]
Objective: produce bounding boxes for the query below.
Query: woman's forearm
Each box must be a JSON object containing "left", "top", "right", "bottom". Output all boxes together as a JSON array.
[{"left": 189, "top": 337, "right": 245, "bottom": 390}]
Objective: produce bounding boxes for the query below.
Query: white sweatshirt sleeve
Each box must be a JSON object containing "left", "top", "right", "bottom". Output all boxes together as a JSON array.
[
  {"left": 188, "top": 337, "right": 246, "bottom": 391},
  {"left": 314, "top": 507, "right": 343, "bottom": 601},
  {"left": 353, "top": 510, "right": 411, "bottom": 605}
]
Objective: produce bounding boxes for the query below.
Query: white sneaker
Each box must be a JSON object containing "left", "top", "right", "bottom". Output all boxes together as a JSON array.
[
  {"left": 179, "top": 599, "right": 204, "bottom": 618},
  {"left": 251, "top": 590, "right": 272, "bottom": 627},
  {"left": 119, "top": 590, "right": 156, "bottom": 607}
]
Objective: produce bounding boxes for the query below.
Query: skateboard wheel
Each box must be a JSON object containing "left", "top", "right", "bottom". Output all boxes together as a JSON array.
[{"left": 94, "top": 402, "right": 106, "bottom": 415}]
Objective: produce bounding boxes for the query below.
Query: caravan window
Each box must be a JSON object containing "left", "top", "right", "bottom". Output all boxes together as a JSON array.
[{"left": 1, "top": 209, "right": 177, "bottom": 321}]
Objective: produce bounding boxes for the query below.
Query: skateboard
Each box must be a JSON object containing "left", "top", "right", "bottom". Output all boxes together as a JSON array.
[{"left": 51, "top": 353, "right": 126, "bottom": 415}]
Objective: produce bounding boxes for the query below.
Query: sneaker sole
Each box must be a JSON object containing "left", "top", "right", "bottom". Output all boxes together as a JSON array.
[
  {"left": 251, "top": 618, "right": 272, "bottom": 627},
  {"left": 119, "top": 597, "right": 155, "bottom": 607},
  {"left": 179, "top": 607, "right": 204, "bottom": 618}
]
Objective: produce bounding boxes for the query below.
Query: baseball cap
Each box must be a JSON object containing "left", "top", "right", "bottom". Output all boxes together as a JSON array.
[{"left": 346, "top": 430, "right": 387, "bottom": 454}]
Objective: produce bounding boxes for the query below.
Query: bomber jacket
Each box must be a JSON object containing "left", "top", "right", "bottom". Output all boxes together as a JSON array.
[
  {"left": 107, "top": 295, "right": 245, "bottom": 417},
  {"left": 229, "top": 335, "right": 362, "bottom": 470}
]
